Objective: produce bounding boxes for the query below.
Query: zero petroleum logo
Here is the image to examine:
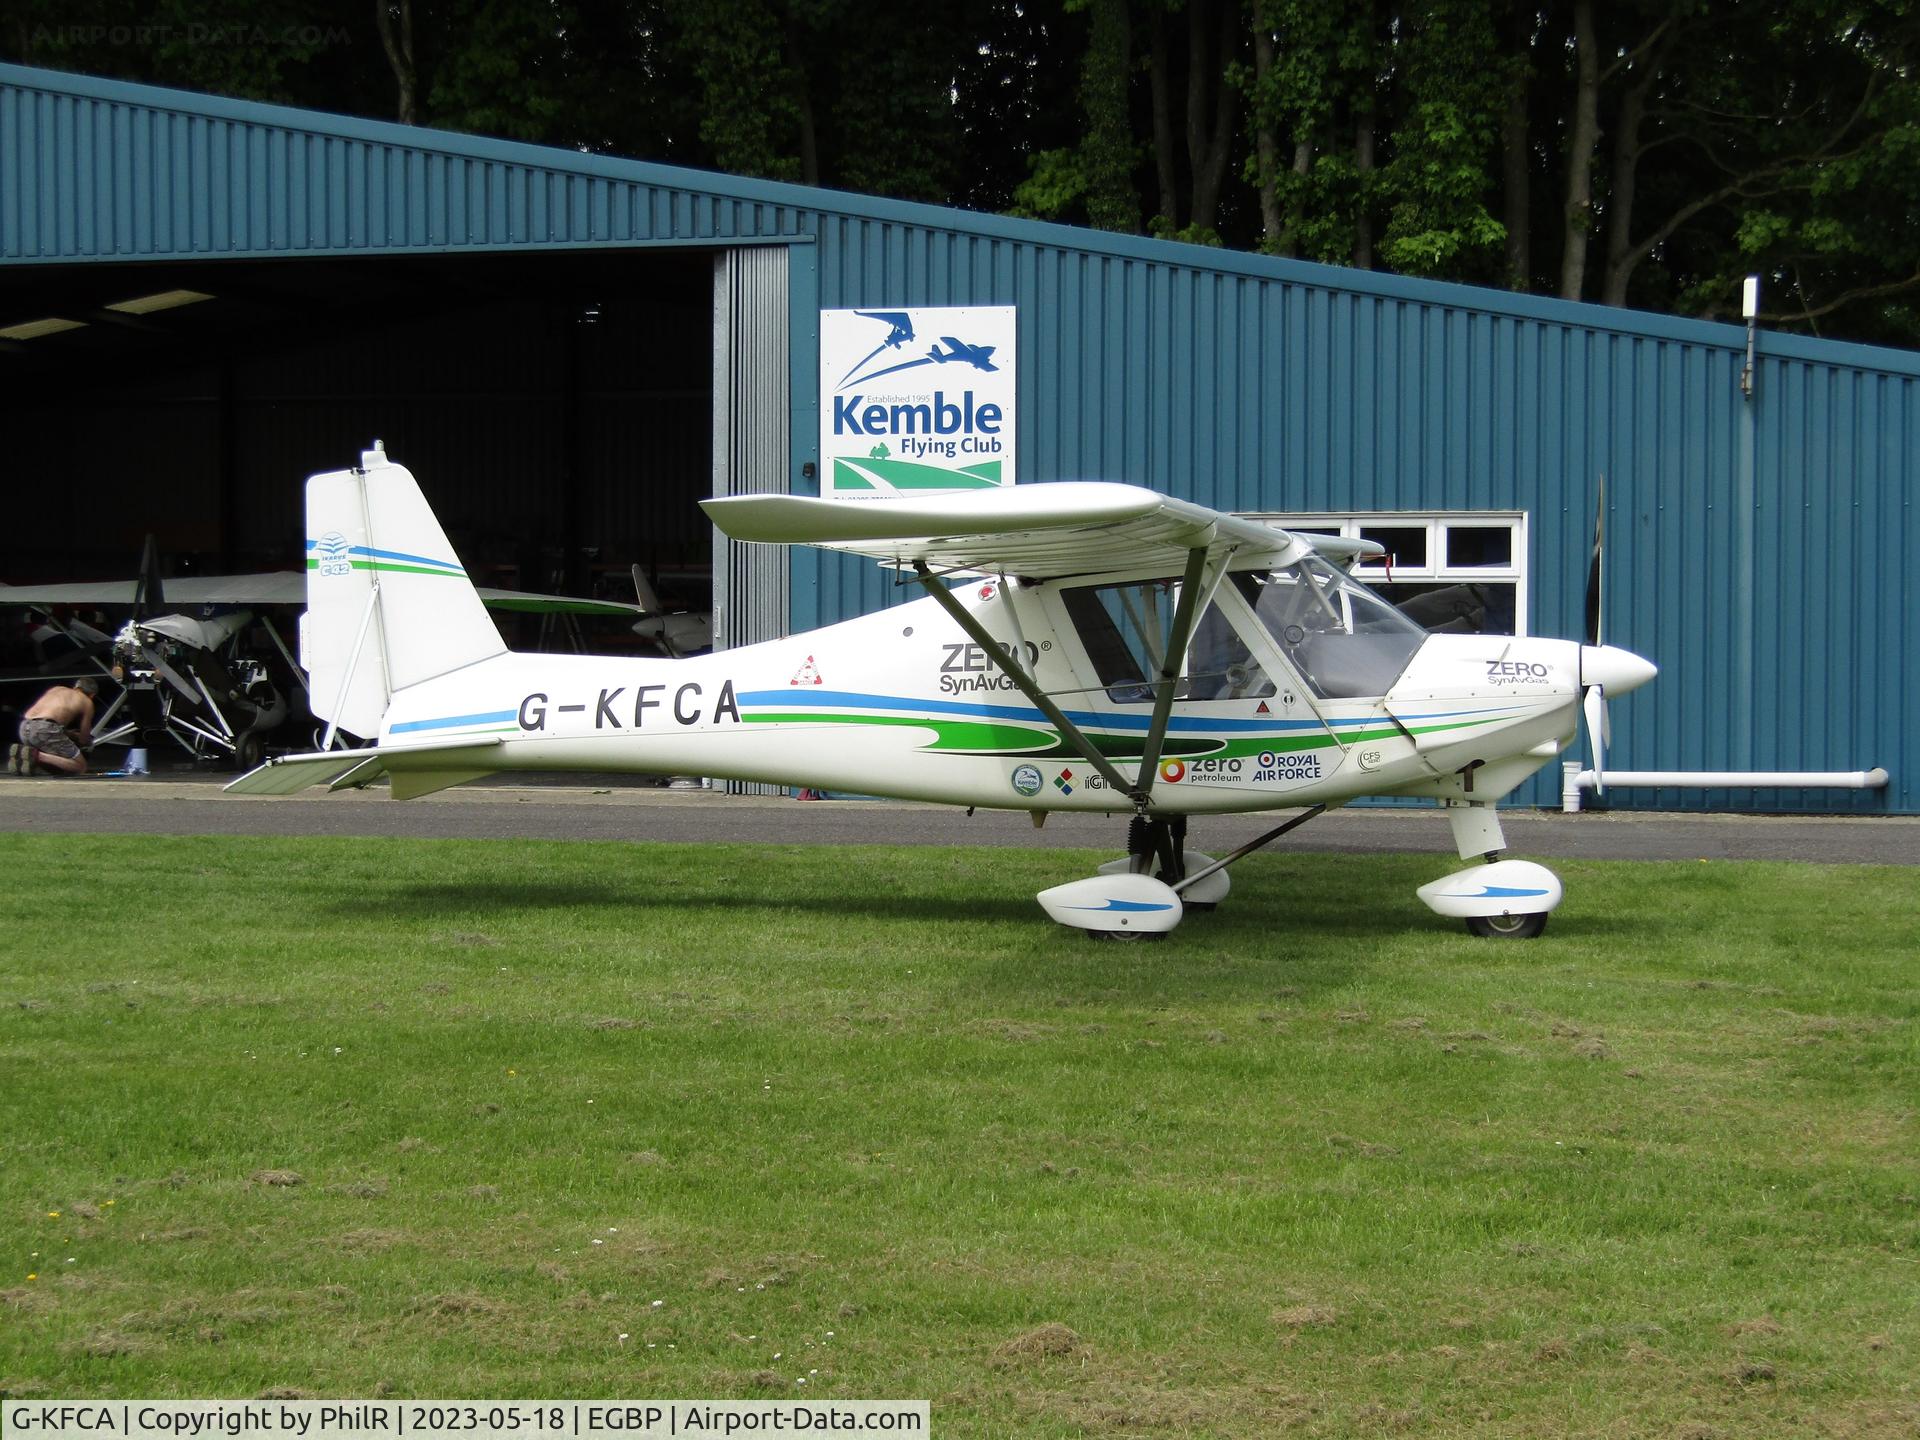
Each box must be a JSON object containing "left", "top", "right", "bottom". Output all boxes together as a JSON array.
[{"left": 1161, "top": 756, "right": 1277, "bottom": 786}]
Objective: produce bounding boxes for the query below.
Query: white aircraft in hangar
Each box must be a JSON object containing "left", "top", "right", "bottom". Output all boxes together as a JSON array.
[{"left": 230, "top": 445, "right": 1656, "bottom": 939}]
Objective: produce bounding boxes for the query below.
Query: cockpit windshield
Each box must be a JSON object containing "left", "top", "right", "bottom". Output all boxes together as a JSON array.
[{"left": 1233, "top": 557, "right": 1426, "bottom": 698}]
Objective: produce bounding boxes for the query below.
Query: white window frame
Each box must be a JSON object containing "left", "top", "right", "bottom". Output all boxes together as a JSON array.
[{"left": 1241, "top": 510, "right": 1531, "bottom": 636}]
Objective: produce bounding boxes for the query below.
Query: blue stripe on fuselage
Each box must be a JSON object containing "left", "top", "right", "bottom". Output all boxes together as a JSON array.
[
  {"left": 389, "top": 710, "right": 517, "bottom": 734},
  {"left": 734, "top": 688, "right": 1369, "bottom": 732}
]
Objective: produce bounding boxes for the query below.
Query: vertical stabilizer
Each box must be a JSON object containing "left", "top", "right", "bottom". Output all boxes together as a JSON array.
[{"left": 303, "top": 444, "right": 506, "bottom": 739}]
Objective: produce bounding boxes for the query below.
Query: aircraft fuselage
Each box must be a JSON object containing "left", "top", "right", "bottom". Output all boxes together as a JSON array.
[{"left": 377, "top": 580, "right": 1586, "bottom": 813}]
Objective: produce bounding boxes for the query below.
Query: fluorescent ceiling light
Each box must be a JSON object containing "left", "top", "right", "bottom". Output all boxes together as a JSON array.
[
  {"left": 0, "top": 317, "right": 87, "bottom": 340},
  {"left": 104, "top": 289, "right": 214, "bottom": 314}
]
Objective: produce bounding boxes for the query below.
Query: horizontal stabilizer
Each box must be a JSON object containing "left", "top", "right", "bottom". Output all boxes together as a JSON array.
[
  {"left": 224, "top": 735, "right": 504, "bottom": 796},
  {"left": 224, "top": 748, "right": 380, "bottom": 795},
  {"left": 325, "top": 757, "right": 389, "bottom": 791}
]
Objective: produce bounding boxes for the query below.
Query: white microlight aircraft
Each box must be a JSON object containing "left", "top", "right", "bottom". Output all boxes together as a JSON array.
[{"left": 230, "top": 445, "right": 1656, "bottom": 939}]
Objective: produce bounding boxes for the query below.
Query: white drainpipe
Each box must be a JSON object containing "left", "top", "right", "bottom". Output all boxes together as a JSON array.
[{"left": 1560, "top": 764, "right": 1890, "bottom": 813}]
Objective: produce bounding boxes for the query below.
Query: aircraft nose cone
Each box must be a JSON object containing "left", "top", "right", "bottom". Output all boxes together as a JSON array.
[{"left": 1580, "top": 644, "right": 1657, "bottom": 695}]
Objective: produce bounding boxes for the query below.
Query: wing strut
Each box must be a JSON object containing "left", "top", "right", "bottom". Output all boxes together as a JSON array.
[
  {"left": 912, "top": 562, "right": 1141, "bottom": 803},
  {"left": 257, "top": 614, "right": 311, "bottom": 700},
  {"left": 1134, "top": 546, "right": 1211, "bottom": 803}
]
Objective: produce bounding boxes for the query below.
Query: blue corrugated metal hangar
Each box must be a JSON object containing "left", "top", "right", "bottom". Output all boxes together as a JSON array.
[{"left": 1, "top": 62, "right": 1911, "bottom": 813}]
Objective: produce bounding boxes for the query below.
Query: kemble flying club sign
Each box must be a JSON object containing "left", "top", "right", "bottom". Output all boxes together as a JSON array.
[{"left": 819, "top": 305, "right": 1016, "bottom": 498}]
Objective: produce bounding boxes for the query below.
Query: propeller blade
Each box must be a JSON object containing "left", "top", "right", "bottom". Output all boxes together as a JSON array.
[
  {"left": 1582, "top": 684, "right": 1608, "bottom": 794},
  {"left": 133, "top": 535, "right": 166, "bottom": 621},
  {"left": 1583, "top": 473, "right": 1605, "bottom": 648},
  {"left": 135, "top": 642, "right": 199, "bottom": 703}
]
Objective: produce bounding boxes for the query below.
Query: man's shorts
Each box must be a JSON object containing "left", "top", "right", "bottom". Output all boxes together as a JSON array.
[{"left": 19, "top": 717, "right": 81, "bottom": 760}]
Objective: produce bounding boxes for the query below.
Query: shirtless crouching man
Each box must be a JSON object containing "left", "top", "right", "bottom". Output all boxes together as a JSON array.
[{"left": 9, "top": 678, "right": 99, "bottom": 775}]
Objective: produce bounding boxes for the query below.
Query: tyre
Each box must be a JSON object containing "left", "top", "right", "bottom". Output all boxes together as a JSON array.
[{"left": 1465, "top": 911, "right": 1549, "bottom": 940}]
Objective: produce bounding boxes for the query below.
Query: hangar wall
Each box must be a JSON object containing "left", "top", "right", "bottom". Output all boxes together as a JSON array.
[
  {"left": 2, "top": 63, "right": 1913, "bottom": 813},
  {"left": 796, "top": 234, "right": 1919, "bottom": 815}
]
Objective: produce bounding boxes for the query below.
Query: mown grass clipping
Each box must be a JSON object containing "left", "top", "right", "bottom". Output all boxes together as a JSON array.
[{"left": 2, "top": 833, "right": 1915, "bottom": 1438}]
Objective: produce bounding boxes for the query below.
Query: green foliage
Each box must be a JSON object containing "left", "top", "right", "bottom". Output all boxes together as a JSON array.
[
  {"left": 1287, "top": 155, "right": 1371, "bottom": 263},
  {"left": 1009, "top": 0, "right": 1139, "bottom": 231},
  {"left": 424, "top": 0, "right": 571, "bottom": 143},
  {"left": 1077, "top": 0, "right": 1138, "bottom": 232},
  {"left": 1377, "top": 0, "right": 1507, "bottom": 279},
  {"left": 1146, "top": 214, "right": 1224, "bottom": 246},
  {"left": 1010, "top": 146, "right": 1091, "bottom": 220},
  {"left": 1621, "top": 0, "right": 1920, "bottom": 338},
  {"left": 675, "top": 0, "right": 807, "bottom": 182},
  {"left": 1238, "top": 0, "right": 1374, "bottom": 256}
]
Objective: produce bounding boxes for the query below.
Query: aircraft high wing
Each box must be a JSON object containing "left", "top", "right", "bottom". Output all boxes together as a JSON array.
[{"left": 702, "top": 483, "right": 1379, "bottom": 576}]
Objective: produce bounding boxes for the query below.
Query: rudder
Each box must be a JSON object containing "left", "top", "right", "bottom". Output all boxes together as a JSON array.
[{"left": 303, "top": 443, "right": 505, "bottom": 738}]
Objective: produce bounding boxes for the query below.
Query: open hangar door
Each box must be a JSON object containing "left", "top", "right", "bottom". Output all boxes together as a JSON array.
[
  {"left": 0, "top": 246, "right": 722, "bottom": 757},
  {"left": 0, "top": 247, "right": 717, "bottom": 627}
]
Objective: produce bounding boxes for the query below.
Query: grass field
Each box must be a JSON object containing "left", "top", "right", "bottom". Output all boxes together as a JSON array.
[{"left": 1, "top": 831, "right": 1916, "bottom": 1437}]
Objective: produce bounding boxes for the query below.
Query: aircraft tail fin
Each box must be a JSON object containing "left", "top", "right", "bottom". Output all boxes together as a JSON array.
[{"left": 303, "top": 444, "right": 506, "bottom": 738}]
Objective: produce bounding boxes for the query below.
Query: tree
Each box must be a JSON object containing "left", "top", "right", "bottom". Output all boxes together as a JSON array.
[
  {"left": 1079, "top": 0, "right": 1140, "bottom": 231},
  {"left": 374, "top": 0, "right": 417, "bottom": 123},
  {"left": 1377, "top": 0, "right": 1506, "bottom": 278},
  {"left": 1238, "top": 0, "right": 1377, "bottom": 260}
]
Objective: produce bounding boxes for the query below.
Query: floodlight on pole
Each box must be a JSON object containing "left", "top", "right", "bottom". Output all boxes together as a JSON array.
[{"left": 1740, "top": 276, "right": 1760, "bottom": 399}]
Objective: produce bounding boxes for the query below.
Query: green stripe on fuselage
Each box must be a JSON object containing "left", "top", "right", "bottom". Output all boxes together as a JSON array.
[
  {"left": 306, "top": 558, "right": 462, "bottom": 579},
  {"left": 743, "top": 712, "right": 1058, "bottom": 754},
  {"left": 738, "top": 702, "right": 1518, "bottom": 763}
]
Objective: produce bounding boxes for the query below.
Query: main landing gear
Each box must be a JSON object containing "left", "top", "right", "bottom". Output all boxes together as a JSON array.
[
  {"left": 1036, "top": 801, "right": 1563, "bottom": 940},
  {"left": 1036, "top": 807, "right": 1325, "bottom": 939}
]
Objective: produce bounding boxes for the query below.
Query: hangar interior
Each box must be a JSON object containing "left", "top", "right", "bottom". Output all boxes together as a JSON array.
[{"left": 0, "top": 248, "right": 717, "bottom": 642}]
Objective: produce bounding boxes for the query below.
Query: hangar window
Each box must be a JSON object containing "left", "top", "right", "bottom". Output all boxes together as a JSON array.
[{"left": 1243, "top": 512, "right": 1529, "bottom": 637}]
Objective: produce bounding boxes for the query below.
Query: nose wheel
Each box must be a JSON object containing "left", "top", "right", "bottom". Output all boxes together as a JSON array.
[
  {"left": 1464, "top": 910, "right": 1549, "bottom": 940},
  {"left": 1418, "top": 805, "right": 1561, "bottom": 939}
]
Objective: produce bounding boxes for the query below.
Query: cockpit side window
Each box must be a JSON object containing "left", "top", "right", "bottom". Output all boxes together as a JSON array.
[
  {"left": 1061, "top": 581, "right": 1182, "bottom": 704},
  {"left": 1233, "top": 559, "right": 1426, "bottom": 698},
  {"left": 1059, "top": 578, "right": 1288, "bottom": 704}
]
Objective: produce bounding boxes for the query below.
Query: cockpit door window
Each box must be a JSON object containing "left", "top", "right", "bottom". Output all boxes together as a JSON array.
[{"left": 1232, "top": 558, "right": 1427, "bottom": 699}]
